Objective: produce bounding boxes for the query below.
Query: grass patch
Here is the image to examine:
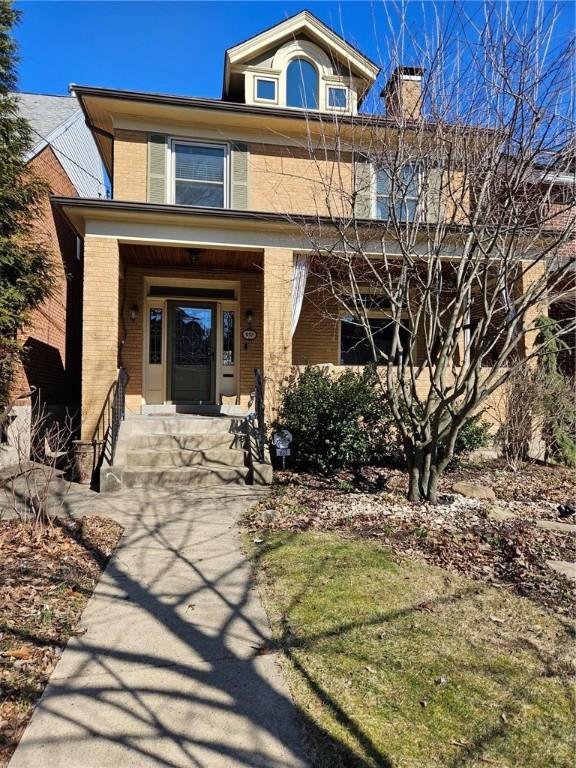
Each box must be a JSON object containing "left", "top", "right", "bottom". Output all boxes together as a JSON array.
[{"left": 251, "top": 531, "right": 575, "bottom": 768}]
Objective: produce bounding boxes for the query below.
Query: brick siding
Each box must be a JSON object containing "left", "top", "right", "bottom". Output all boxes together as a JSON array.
[{"left": 10, "top": 145, "right": 80, "bottom": 408}]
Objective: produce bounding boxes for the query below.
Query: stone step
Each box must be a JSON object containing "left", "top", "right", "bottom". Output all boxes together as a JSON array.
[
  {"left": 123, "top": 416, "right": 245, "bottom": 437},
  {"left": 127, "top": 433, "right": 243, "bottom": 451},
  {"left": 121, "top": 465, "right": 249, "bottom": 489},
  {"left": 126, "top": 447, "right": 246, "bottom": 469}
]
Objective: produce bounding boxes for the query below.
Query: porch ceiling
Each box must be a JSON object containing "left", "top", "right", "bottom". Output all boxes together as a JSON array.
[{"left": 120, "top": 244, "right": 263, "bottom": 272}]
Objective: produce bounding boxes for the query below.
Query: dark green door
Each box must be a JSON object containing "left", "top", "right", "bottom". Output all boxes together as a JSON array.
[{"left": 168, "top": 302, "right": 215, "bottom": 403}]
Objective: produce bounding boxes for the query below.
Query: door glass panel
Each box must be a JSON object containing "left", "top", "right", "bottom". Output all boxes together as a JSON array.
[
  {"left": 149, "top": 308, "right": 162, "bottom": 364},
  {"left": 223, "top": 310, "right": 235, "bottom": 366},
  {"left": 174, "top": 307, "right": 212, "bottom": 365},
  {"left": 170, "top": 304, "right": 214, "bottom": 403}
]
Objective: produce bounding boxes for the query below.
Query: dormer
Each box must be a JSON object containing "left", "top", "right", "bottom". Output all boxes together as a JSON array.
[{"left": 223, "top": 10, "right": 379, "bottom": 116}]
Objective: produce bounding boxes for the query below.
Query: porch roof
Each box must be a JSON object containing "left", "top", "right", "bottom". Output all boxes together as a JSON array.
[{"left": 51, "top": 196, "right": 550, "bottom": 255}]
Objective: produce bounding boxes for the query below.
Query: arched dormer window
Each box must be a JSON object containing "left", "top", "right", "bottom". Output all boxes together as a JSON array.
[{"left": 286, "top": 58, "right": 318, "bottom": 109}]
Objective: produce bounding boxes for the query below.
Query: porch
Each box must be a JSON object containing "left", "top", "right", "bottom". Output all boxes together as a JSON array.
[{"left": 81, "top": 240, "right": 294, "bottom": 441}]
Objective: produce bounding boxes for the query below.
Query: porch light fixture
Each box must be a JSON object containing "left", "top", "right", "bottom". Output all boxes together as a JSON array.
[
  {"left": 245, "top": 309, "right": 254, "bottom": 325},
  {"left": 187, "top": 248, "right": 201, "bottom": 265},
  {"left": 130, "top": 304, "right": 139, "bottom": 322}
]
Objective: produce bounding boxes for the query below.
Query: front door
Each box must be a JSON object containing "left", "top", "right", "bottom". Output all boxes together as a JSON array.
[{"left": 168, "top": 302, "right": 215, "bottom": 403}]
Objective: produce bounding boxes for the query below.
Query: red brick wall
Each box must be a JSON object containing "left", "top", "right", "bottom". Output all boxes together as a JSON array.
[{"left": 10, "top": 145, "right": 81, "bottom": 407}]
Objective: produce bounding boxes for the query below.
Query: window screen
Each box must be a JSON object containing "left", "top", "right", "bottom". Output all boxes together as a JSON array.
[{"left": 174, "top": 143, "right": 225, "bottom": 207}]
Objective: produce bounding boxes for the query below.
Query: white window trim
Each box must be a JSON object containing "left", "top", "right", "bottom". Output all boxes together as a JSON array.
[
  {"left": 169, "top": 138, "right": 230, "bottom": 208},
  {"left": 254, "top": 76, "right": 278, "bottom": 104},
  {"left": 372, "top": 162, "right": 422, "bottom": 221},
  {"left": 326, "top": 85, "right": 348, "bottom": 111}
]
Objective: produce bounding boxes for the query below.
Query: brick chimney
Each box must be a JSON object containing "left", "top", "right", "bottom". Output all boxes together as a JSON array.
[{"left": 381, "top": 67, "right": 424, "bottom": 120}]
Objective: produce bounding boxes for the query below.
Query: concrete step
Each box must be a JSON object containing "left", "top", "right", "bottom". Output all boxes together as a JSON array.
[
  {"left": 127, "top": 433, "right": 243, "bottom": 451},
  {"left": 121, "top": 465, "right": 249, "bottom": 489},
  {"left": 126, "top": 447, "right": 246, "bottom": 469},
  {"left": 123, "top": 416, "right": 245, "bottom": 437}
]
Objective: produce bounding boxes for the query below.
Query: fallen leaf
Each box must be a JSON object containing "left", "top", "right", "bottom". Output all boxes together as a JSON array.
[{"left": 2, "top": 646, "right": 32, "bottom": 660}]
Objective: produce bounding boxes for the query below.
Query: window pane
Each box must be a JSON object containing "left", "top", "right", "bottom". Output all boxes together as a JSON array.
[
  {"left": 340, "top": 317, "right": 409, "bottom": 365},
  {"left": 376, "top": 168, "right": 393, "bottom": 195},
  {"left": 149, "top": 308, "right": 162, "bottom": 364},
  {"left": 328, "top": 87, "right": 347, "bottom": 108},
  {"left": 256, "top": 79, "right": 276, "bottom": 100},
  {"left": 175, "top": 181, "right": 224, "bottom": 207},
  {"left": 223, "top": 310, "right": 235, "bottom": 366},
  {"left": 286, "top": 59, "right": 318, "bottom": 109},
  {"left": 175, "top": 144, "right": 224, "bottom": 183}
]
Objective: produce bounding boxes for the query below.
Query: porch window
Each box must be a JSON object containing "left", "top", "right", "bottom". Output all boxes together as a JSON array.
[
  {"left": 149, "top": 308, "right": 163, "bottom": 364},
  {"left": 223, "top": 310, "right": 235, "bottom": 366},
  {"left": 340, "top": 316, "right": 410, "bottom": 365},
  {"left": 173, "top": 142, "right": 226, "bottom": 208},
  {"left": 375, "top": 163, "right": 420, "bottom": 221}
]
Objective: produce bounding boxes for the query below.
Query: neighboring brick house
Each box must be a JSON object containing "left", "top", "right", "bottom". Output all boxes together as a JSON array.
[
  {"left": 45, "top": 11, "right": 571, "bottom": 476},
  {"left": 545, "top": 163, "right": 576, "bottom": 379},
  {"left": 0, "top": 93, "right": 105, "bottom": 468}
]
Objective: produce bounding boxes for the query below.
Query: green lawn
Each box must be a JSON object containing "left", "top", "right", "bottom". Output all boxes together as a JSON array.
[{"left": 251, "top": 532, "right": 575, "bottom": 768}]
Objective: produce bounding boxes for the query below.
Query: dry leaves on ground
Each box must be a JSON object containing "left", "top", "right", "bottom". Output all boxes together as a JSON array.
[
  {"left": 246, "top": 462, "right": 575, "bottom": 614},
  {"left": 0, "top": 515, "right": 123, "bottom": 767}
]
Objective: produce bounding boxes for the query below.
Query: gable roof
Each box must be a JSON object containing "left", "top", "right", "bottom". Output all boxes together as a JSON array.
[
  {"left": 13, "top": 91, "right": 106, "bottom": 198},
  {"left": 15, "top": 92, "right": 80, "bottom": 143},
  {"left": 223, "top": 10, "right": 379, "bottom": 98}
]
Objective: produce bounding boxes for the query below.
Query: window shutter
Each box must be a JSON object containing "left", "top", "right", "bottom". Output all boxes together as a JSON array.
[
  {"left": 230, "top": 142, "right": 249, "bottom": 210},
  {"left": 147, "top": 134, "right": 167, "bottom": 203},
  {"left": 354, "top": 154, "right": 373, "bottom": 219},
  {"left": 425, "top": 168, "right": 445, "bottom": 224}
]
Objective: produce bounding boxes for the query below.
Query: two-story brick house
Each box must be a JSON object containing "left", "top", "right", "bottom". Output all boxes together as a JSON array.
[
  {"left": 50, "top": 11, "right": 557, "bottom": 488},
  {"left": 1, "top": 93, "right": 105, "bottom": 469}
]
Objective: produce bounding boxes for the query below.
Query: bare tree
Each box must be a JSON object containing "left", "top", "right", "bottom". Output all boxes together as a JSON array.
[
  {"left": 291, "top": 0, "right": 575, "bottom": 502},
  {"left": 1, "top": 401, "right": 74, "bottom": 529}
]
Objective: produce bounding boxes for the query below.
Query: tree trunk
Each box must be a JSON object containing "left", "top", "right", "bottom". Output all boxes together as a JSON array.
[{"left": 406, "top": 447, "right": 441, "bottom": 503}]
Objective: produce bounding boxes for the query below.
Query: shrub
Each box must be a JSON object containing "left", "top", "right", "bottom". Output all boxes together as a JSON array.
[
  {"left": 274, "top": 366, "right": 393, "bottom": 474},
  {"left": 447, "top": 415, "right": 492, "bottom": 469}
]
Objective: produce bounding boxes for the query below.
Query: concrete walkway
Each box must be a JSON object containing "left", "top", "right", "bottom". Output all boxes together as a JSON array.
[{"left": 8, "top": 486, "right": 308, "bottom": 768}]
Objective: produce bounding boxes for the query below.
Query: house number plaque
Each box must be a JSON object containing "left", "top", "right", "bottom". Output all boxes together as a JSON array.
[{"left": 242, "top": 329, "right": 257, "bottom": 341}]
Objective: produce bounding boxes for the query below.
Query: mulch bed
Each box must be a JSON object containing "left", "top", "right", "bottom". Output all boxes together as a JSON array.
[
  {"left": 246, "top": 461, "right": 576, "bottom": 615},
  {"left": 0, "top": 515, "right": 123, "bottom": 767}
]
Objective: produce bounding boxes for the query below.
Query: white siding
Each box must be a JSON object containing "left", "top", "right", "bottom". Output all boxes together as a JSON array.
[{"left": 50, "top": 112, "right": 106, "bottom": 198}]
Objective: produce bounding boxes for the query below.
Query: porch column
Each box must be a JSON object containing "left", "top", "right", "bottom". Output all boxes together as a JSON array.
[
  {"left": 516, "top": 259, "right": 547, "bottom": 361},
  {"left": 262, "top": 247, "right": 293, "bottom": 416},
  {"left": 81, "top": 236, "right": 120, "bottom": 440}
]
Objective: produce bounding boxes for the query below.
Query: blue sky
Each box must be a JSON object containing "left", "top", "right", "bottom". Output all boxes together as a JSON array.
[{"left": 13, "top": 1, "right": 575, "bottom": 100}]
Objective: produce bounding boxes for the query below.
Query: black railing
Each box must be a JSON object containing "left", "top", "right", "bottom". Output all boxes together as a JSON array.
[
  {"left": 92, "top": 367, "right": 128, "bottom": 465},
  {"left": 253, "top": 368, "right": 266, "bottom": 463}
]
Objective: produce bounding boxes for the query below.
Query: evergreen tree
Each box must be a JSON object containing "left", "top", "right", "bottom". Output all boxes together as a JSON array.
[{"left": 0, "top": 1, "right": 53, "bottom": 405}]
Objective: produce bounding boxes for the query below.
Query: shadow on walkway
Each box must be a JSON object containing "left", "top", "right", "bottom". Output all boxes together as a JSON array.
[{"left": 7, "top": 485, "right": 392, "bottom": 767}]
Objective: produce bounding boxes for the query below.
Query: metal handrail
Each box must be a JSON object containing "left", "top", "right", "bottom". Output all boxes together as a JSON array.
[
  {"left": 253, "top": 368, "right": 266, "bottom": 462},
  {"left": 92, "top": 368, "right": 128, "bottom": 464}
]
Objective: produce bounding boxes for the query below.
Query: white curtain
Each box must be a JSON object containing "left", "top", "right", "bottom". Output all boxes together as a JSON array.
[{"left": 291, "top": 254, "right": 310, "bottom": 336}]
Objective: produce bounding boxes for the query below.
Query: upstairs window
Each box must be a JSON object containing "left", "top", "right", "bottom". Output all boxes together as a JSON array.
[
  {"left": 375, "top": 163, "right": 420, "bottom": 222},
  {"left": 328, "top": 86, "right": 348, "bottom": 110},
  {"left": 173, "top": 141, "right": 227, "bottom": 208},
  {"left": 286, "top": 58, "right": 318, "bottom": 110},
  {"left": 255, "top": 77, "right": 277, "bottom": 102}
]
